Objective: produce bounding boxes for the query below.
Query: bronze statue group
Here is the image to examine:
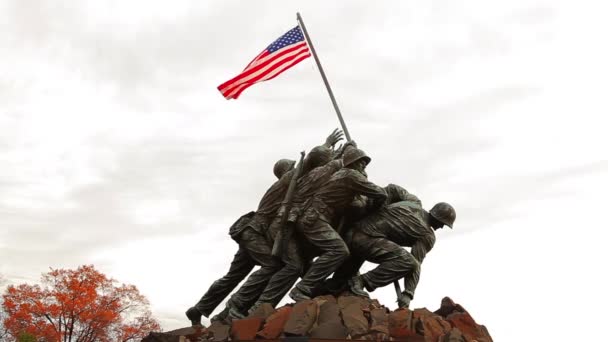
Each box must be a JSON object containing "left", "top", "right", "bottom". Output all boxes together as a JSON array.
[{"left": 186, "top": 129, "right": 456, "bottom": 326}]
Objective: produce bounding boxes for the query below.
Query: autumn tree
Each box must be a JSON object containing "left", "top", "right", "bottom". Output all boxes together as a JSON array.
[
  {"left": 0, "top": 274, "right": 9, "bottom": 340},
  {"left": 1, "top": 265, "right": 160, "bottom": 342}
]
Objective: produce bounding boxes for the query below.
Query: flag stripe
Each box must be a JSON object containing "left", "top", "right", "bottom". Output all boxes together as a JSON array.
[
  {"left": 245, "top": 41, "right": 307, "bottom": 70},
  {"left": 218, "top": 42, "right": 308, "bottom": 92},
  {"left": 223, "top": 51, "right": 310, "bottom": 96},
  {"left": 229, "top": 52, "right": 311, "bottom": 99},
  {"left": 243, "top": 50, "right": 269, "bottom": 70},
  {"left": 221, "top": 46, "right": 309, "bottom": 96},
  {"left": 261, "top": 53, "right": 312, "bottom": 82},
  {"left": 223, "top": 49, "right": 310, "bottom": 99},
  {"left": 217, "top": 25, "right": 310, "bottom": 99},
  {"left": 219, "top": 44, "right": 310, "bottom": 95},
  {"left": 230, "top": 53, "right": 311, "bottom": 99}
]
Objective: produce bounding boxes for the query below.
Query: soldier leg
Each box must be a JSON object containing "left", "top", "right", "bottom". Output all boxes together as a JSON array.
[
  {"left": 191, "top": 247, "right": 254, "bottom": 317},
  {"left": 325, "top": 255, "right": 365, "bottom": 295},
  {"left": 355, "top": 235, "right": 421, "bottom": 299},
  {"left": 331, "top": 227, "right": 365, "bottom": 286},
  {"left": 291, "top": 219, "right": 350, "bottom": 299},
  {"left": 226, "top": 227, "right": 281, "bottom": 317},
  {"left": 249, "top": 234, "right": 305, "bottom": 312}
]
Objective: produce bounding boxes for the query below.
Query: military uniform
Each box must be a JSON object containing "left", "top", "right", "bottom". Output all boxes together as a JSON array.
[
  {"left": 334, "top": 184, "right": 436, "bottom": 301},
  {"left": 251, "top": 158, "right": 344, "bottom": 309},
  {"left": 291, "top": 167, "right": 388, "bottom": 299},
  {"left": 188, "top": 131, "right": 346, "bottom": 324},
  {"left": 191, "top": 169, "right": 296, "bottom": 318}
]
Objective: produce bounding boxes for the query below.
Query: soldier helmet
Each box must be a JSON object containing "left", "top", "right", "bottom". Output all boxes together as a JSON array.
[
  {"left": 304, "top": 146, "right": 333, "bottom": 170},
  {"left": 429, "top": 202, "right": 456, "bottom": 228},
  {"left": 343, "top": 148, "right": 371, "bottom": 167},
  {"left": 273, "top": 159, "right": 296, "bottom": 179}
]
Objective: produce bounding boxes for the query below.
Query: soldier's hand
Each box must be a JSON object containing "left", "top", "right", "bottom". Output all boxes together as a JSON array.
[
  {"left": 324, "top": 128, "right": 344, "bottom": 148},
  {"left": 397, "top": 293, "right": 411, "bottom": 308},
  {"left": 345, "top": 139, "right": 358, "bottom": 149},
  {"left": 340, "top": 140, "right": 358, "bottom": 156},
  {"left": 351, "top": 195, "right": 368, "bottom": 209}
]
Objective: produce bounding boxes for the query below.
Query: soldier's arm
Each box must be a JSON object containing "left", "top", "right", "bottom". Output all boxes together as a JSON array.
[
  {"left": 344, "top": 195, "right": 369, "bottom": 221},
  {"left": 411, "top": 233, "right": 436, "bottom": 263},
  {"left": 323, "top": 128, "right": 344, "bottom": 148},
  {"left": 325, "top": 159, "right": 344, "bottom": 173},
  {"left": 348, "top": 171, "right": 388, "bottom": 210},
  {"left": 385, "top": 184, "right": 422, "bottom": 205},
  {"left": 332, "top": 140, "right": 357, "bottom": 159}
]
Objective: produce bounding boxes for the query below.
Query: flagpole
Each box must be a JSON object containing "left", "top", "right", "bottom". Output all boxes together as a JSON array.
[{"left": 297, "top": 12, "right": 352, "bottom": 142}]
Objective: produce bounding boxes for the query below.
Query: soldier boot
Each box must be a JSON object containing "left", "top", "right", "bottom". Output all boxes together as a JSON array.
[
  {"left": 210, "top": 306, "right": 230, "bottom": 323},
  {"left": 348, "top": 275, "right": 370, "bottom": 298},
  {"left": 289, "top": 286, "right": 312, "bottom": 302},
  {"left": 185, "top": 307, "right": 202, "bottom": 326}
]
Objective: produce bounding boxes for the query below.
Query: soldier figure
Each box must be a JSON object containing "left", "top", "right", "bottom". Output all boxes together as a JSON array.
[
  {"left": 245, "top": 142, "right": 361, "bottom": 313},
  {"left": 288, "top": 147, "right": 388, "bottom": 301},
  {"left": 333, "top": 184, "right": 456, "bottom": 308},
  {"left": 185, "top": 130, "right": 344, "bottom": 325},
  {"left": 184, "top": 159, "right": 291, "bottom": 325}
]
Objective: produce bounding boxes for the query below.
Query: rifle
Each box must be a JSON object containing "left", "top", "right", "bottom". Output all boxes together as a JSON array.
[
  {"left": 271, "top": 151, "right": 306, "bottom": 257},
  {"left": 394, "top": 278, "right": 406, "bottom": 308}
]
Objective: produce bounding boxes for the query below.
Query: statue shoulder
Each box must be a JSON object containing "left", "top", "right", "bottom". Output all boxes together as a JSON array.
[
  {"left": 389, "top": 200, "right": 423, "bottom": 210},
  {"left": 331, "top": 168, "right": 350, "bottom": 178},
  {"left": 385, "top": 184, "right": 421, "bottom": 204}
]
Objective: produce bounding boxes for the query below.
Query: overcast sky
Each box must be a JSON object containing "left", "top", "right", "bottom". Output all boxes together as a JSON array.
[{"left": 1, "top": 1, "right": 607, "bottom": 340}]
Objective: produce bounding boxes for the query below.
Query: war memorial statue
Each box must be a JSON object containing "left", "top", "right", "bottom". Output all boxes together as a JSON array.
[
  {"left": 186, "top": 129, "right": 346, "bottom": 325},
  {"left": 185, "top": 129, "right": 457, "bottom": 326},
  {"left": 328, "top": 184, "right": 456, "bottom": 308},
  {"left": 186, "top": 15, "right": 456, "bottom": 327}
]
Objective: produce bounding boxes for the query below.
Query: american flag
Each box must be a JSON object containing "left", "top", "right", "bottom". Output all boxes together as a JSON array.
[{"left": 218, "top": 26, "right": 311, "bottom": 100}]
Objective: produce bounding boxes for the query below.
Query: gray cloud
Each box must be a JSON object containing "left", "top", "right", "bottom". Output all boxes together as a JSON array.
[{"left": 2, "top": 1, "right": 606, "bottom": 339}]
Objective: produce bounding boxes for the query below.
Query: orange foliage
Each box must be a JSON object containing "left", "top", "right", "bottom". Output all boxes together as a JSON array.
[{"left": 1, "top": 265, "right": 160, "bottom": 342}]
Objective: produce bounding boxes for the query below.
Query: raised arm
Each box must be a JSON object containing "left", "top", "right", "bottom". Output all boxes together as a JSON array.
[
  {"left": 323, "top": 128, "right": 345, "bottom": 149},
  {"left": 332, "top": 139, "right": 357, "bottom": 160},
  {"left": 302, "top": 129, "right": 345, "bottom": 173}
]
